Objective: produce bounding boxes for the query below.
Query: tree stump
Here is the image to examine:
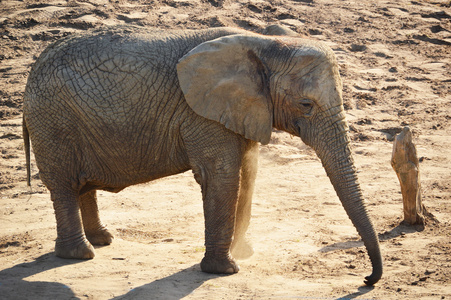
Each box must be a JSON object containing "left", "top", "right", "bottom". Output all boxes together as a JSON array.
[{"left": 391, "top": 127, "right": 425, "bottom": 225}]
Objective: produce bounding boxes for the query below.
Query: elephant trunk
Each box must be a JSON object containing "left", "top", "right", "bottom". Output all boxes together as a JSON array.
[
  {"left": 325, "top": 155, "right": 383, "bottom": 286},
  {"left": 307, "top": 107, "right": 383, "bottom": 285}
]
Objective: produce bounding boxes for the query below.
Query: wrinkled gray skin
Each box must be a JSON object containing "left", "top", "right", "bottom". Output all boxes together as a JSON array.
[{"left": 23, "top": 25, "right": 382, "bottom": 285}]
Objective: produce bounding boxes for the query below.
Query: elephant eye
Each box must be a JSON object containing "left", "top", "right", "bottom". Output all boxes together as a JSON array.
[{"left": 298, "top": 99, "right": 314, "bottom": 116}]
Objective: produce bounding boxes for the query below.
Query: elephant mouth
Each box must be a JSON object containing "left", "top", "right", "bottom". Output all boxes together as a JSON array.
[{"left": 295, "top": 120, "right": 313, "bottom": 147}]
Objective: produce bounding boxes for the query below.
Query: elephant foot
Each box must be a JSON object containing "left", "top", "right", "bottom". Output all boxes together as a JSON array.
[
  {"left": 200, "top": 255, "right": 240, "bottom": 274},
  {"left": 231, "top": 239, "right": 254, "bottom": 260},
  {"left": 86, "top": 228, "right": 114, "bottom": 246},
  {"left": 55, "top": 237, "right": 95, "bottom": 259}
]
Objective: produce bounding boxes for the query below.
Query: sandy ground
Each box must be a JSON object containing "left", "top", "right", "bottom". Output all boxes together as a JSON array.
[{"left": 1, "top": 0, "right": 450, "bottom": 299}]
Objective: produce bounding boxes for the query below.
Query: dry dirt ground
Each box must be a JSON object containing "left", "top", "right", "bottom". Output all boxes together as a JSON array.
[{"left": 1, "top": 0, "right": 450, "bottom": 299}]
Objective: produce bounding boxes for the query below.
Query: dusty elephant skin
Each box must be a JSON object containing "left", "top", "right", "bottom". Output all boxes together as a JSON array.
[{"left": 22, "top": 26, "right": 382, "bottom": 285}]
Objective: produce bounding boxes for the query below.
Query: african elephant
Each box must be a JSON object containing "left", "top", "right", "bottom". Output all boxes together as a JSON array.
[{"left": 23, "top": 25, "right": 382, "bottom": 285}]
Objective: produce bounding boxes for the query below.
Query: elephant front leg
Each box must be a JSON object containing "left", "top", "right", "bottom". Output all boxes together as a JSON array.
[
  {"left": 52, "top": 190, "right": 95, "bottom": 259},
  {"left": 79, "top": 190, "right": 114, "bottom": 246},
  {"left": 197, "top": 168, "right": 241, "bottom": 274}
]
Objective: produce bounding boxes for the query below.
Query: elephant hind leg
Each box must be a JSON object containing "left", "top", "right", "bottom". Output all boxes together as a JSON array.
[
  {"left": 231, "top": 141, "right": 258, "bottom": 260},
  {"left": 79, "top": 190, "right": 114, "bottom": 246},
  {"left": 51, "top": 189, "right": 95, "bottom": 259}
]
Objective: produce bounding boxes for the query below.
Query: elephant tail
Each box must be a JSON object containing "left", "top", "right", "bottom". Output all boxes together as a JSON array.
[{"left": 23, "top": 115, "right": 31, "bottom": 186}]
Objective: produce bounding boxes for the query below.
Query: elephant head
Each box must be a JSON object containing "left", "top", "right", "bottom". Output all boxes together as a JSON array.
[{"left": 176, "top": 33, "right": 382, "bottom": 285}]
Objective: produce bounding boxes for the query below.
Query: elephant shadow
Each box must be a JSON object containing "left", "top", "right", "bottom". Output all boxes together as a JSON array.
[
  {"left": 337, "top": 286, "right": 374, "bottom": 299},
  {"left": 0, "top": 252, "right": 81, "bottom": 300},
  {"left": 0, "top": 252, "right": 379, "bottom": 299},
  {"left": 112, "top": 265, "right": 223, "bottom": 300},
  {"left": 0, "top": 253, "right": 216, "bottom": 300},
  {"left": 113, "top": 265, "right": 376, "bottom": 300},
  {"left": 320, "top": 222, "right": 424, "bottom": 253}
]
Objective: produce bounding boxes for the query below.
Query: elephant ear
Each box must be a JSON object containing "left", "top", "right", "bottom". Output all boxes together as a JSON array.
[{"left": 176, "top": 35, "right": 273, "bottom": 145}]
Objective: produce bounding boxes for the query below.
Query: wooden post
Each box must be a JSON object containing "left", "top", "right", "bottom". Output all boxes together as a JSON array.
[{"left": 391, "top": 127, "right": 424, "bottom": 225}]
